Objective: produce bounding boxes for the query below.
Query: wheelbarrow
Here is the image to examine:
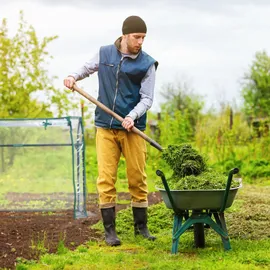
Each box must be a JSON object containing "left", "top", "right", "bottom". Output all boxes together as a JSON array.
[{"left": 156, "top": 168, "right": 242, "bottom": 253}]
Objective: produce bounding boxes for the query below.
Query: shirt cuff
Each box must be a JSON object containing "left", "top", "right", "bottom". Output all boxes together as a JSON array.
[
  {"left": 127, "top": 111, "right": 137, "bottom": 121},
  {"left": 68, "top": 74, "right": 78, "bottom": 81}
]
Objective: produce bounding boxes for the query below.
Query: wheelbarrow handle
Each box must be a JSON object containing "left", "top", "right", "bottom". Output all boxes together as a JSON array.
[
  {"left": 220, "top": 167, "right": 239, "bottom": 212},
  {"left": 72, "top": 84, "right": 163, "bottom": 152},
  {"left": 156, "top": 170, "right": 179, "bottom": 214}
]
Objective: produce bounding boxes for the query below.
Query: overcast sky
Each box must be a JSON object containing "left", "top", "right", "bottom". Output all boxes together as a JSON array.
[{"left": 1, "top": 0, "right": 270, "bottom": 112}]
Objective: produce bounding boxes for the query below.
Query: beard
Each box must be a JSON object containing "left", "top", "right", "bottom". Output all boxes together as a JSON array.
[{"left": 127, "top": 42, "right": 141, "bottom": 54}]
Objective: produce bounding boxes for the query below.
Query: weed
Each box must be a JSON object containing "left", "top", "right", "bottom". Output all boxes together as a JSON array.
[
  {"left": 29, "top": 232, "right": 48, "bottom": 258},
  {"left": 57, "top": 240, "right": 69, "bottom": 255}
]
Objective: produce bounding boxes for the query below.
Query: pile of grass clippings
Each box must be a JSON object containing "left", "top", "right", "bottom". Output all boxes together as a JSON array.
[
  {"left": 162, "top": 144, "right": 207, "bottom": 178},
  {"left": 160, "top": 144, "right": 240, "bottom": 190}
]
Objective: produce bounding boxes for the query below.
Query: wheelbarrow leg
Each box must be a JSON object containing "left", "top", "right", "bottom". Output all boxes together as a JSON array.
[
  {"left": 173, "top": 215, "right": 197, "bottom": 241},
  {"left": 172, "top": 213, "right": 183, "bottom": 254},
  {"left": 213, "top": 212, "right": 231, "bottom": 251}
]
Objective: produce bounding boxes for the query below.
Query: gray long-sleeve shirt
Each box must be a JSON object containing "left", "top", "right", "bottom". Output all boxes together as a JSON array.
[{"left": 69, "top": 52, "right": 156, "bottom": 121}]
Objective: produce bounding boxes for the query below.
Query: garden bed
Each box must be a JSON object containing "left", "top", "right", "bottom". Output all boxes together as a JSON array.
[{"left": 0, "top": 192, "right": 162, "bottom": 269}]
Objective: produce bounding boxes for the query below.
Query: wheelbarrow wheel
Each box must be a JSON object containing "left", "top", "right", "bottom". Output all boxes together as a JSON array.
[{"left": 194, "top": 223, "right": 205, "bottom": 248}]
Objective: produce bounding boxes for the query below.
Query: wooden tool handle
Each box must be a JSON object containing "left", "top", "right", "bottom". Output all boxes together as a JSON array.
[{"left": 73, "top": 84, "right": 163, "bottom": 152}]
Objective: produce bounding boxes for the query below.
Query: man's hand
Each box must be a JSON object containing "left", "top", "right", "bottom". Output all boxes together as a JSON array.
[
  {"left": 122, "top": 116, "right": 134, "bottom": 131},
  {"left": 63, "top": 76, "right": 76, "bottom": 90}
]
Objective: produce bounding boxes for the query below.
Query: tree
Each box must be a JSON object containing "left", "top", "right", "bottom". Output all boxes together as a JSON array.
[
  {"left": 0, "top": 11, "right": 73, "bottom": 118},
  {"left": 241, "top": 51, "right": 270, "bottom": 119},
  {"left": 0, "top": 11, "right": 79, "bottom": 172},
  {"left": 159, "top": 81, "right": 204, "bottom": 135}
]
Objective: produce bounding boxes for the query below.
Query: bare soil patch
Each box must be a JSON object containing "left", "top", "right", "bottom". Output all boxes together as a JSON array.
[{"left": 0, "top": 192, "right": 162, "bottom": 269}]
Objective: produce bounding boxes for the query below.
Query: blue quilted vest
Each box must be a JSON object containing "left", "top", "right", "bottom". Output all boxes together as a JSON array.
[{"left": 95, "top": 44, "right": 156, "bottom": 130}]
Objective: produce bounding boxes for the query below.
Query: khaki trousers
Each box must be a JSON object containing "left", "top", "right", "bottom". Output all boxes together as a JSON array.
[{"left": 96, "top": 128, "right": 148, "bottom": 209}]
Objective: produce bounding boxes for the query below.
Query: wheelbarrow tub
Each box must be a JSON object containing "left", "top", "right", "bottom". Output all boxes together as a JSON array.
[{"left": 157, "top": 179, "right": 242, "bottom": 211}]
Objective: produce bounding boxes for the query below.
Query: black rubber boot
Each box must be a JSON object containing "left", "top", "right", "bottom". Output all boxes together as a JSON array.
[
  {"left": 101, "top": 207, "right": 121, "bottom": 246},
  {"left": 132, "top": 207, "right": 156, "bottom": 241}
]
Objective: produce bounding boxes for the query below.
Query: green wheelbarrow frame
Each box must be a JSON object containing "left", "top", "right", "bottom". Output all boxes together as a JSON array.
[{"left": 156, "top": 168, "right": 242, "bottom": 253}]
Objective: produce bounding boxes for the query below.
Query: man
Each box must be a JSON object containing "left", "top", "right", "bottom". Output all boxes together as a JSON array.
[{"left": 64, "top": 15, "right": 158, "bottom": 246}]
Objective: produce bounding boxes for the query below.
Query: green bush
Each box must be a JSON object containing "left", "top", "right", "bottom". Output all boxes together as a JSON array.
[{"left": 242, "top": 159, "right": 270, "bottom": 179}]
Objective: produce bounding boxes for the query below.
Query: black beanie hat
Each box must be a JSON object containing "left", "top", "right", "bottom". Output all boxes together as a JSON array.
[{"left": 122, "top": 16, "right": 147, "bottom": 35}]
